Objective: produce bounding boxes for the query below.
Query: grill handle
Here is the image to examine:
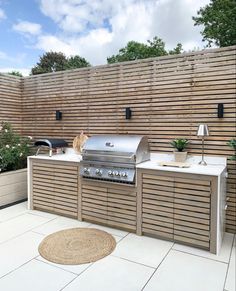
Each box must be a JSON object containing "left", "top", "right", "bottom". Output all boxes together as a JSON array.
[{"left": 82, "top": 152, "right": 135, "bottom": 160}]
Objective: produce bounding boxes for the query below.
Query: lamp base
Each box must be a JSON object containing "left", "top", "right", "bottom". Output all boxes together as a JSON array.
[{"left": 199, "top": 160, "right": 207, "bottom": 166}]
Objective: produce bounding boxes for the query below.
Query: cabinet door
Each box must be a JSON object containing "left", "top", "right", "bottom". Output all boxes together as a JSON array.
[
  {"left": 142, "top": 174, "right": 174, "bottom": 240},
  {"left": 174, "top": 177, "right": 211, "bottom": 250},
  {"left": 32, "top": 161, "right": 79, "bottom": 218},
  {"left": 81, "top": 182, "right": 107, "bottom": 224},
  {"left": 107, "top": 186, "right": 137, "bottom": 232}
]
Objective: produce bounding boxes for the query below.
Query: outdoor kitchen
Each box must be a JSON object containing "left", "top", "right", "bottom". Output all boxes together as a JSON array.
[{"left": 27, "top": 131, "right": 227, "bottom": 255}]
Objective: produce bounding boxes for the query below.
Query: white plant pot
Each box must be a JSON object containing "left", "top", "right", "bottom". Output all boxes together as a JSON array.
[
  {"left": 0, "top": 168, "right": 27, "bottom": 207},
  {"left": 174, "top": 151, "right": 187, "bottom": 163}
]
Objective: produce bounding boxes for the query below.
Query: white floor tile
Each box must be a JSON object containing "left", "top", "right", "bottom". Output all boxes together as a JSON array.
[
  {"left": 37, "top": 255, "right": 92, "bottom": 275},
  {"left": 28, "top": 209, "right": 59, "bottom": 219},
  {"left": 0, "top": 202, "right": 27, "bottom": 222},
  {"left": 88, "top": 223, "right": 129, "bottom": 238},
  {"left": 173, "top": 232, "right": 234, "bottom": 263},
  {"left": 32, "top": 216, "right": 91, "bottom": 235},
  {"left": 0, "top": 259, "right": 76, "bottom": 291},
  {"left": 0, "top": 231, "right": 44, "bottom": 278},
  {"left": 0, "top": 213, "right": 53, "bottom": 244},
  {"left": 225, "top": 245, "right": 236, "bottom": 291},
  {"left": 63, "top": 256, "right": 154, "bottom": 291},
  {"left": 144, "top": 250, "right": 228, "bottom": 291},
  {"left": 113, "top": 233, "right": 173, "bottom": 267}
]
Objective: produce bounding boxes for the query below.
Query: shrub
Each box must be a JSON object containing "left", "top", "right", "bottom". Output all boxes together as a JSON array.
[
  {"left": 0, "top": 122, "right": 32, "bottom": 173},
  {"left": 227, "top": 139, "right": 236, "bottom": 160}
]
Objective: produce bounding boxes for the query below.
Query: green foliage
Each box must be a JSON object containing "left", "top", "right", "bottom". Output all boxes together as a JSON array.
[
  {"left": 227, "top": 139, "right": 236, "bottom": 160},
  {"left": 31, "top": 51, "right": 90, "bottom": 75},
  {"left": 107, "top": 37, "right": 183, "bottom": 64},
  {"left": 31, "top": 52, "right": 67, "bottom": 75},
  {"left": 66, "top": 55, "right": 90, "bottom": 70},
  {"left": 193, "top": 0, "right": 236, "bottom": 47},
  {"left": 0, "top": 122, "right": 32, "bottom": 173},
  {"left": 170, "top": 138, "right": 189, "bottom": 152},
  {"left": 7, "top": 71, "right": 23, "bottom": 77}
]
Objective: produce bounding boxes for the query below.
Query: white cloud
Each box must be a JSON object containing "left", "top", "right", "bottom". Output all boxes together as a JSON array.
[
  {"left": 13, "top": 21, "right": 42, "bottom": 35},
  {"left": 0, "top": 8, "right": 6, "bottom": 20},
  {"left": 35, "top": 35, "right": 76, "bottom": 55},
  {"left": 24, "top": 0, "right": 211, "bottom": 65},
  {"left": 0, "top": 67, "right": 30, "bottom": 76}
]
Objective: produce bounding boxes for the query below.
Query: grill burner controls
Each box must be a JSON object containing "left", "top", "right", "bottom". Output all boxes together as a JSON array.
[{"left": 80, "top": 166, "right": 132, "bottom": 183}]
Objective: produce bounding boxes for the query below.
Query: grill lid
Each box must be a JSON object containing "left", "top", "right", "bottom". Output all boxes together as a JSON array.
[
  {"left": 82, "top": 135, "right": 150, "bottom": 164},
  {"left": 34, "top": 139, "right": 68, "bottom": 149}
]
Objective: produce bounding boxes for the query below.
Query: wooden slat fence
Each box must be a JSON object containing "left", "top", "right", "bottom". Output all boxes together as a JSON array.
[
  {"left": 0, "top": 74, "right": 22, "bottom": 132},
  {"left": 1, "top": 46, "right": 236, "bottom": 233}
]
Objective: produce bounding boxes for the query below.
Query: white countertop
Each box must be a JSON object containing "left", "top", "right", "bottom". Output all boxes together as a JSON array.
[
  {"left": 28, "top": 150, "right": 227, "bottom": 177},
  {"left": 28, "top": 148, "right": 82, "bottom": 163},
  {"left": 136, "top": 153, "right": 227, "bottom": 177}
]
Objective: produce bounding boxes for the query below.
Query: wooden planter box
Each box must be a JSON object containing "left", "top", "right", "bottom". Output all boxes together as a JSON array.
[{"left": 0, "top": 168, "right": 27, "bottom": 207}]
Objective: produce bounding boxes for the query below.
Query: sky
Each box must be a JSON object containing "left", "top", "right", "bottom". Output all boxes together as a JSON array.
[{"left": 0, "top": 0, "right": 210, "bottom": 76}]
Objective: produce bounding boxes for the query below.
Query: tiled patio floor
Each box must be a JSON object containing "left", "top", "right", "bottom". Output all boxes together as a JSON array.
[{"left": 0, "top": 202, "right": 235, "bottom": 291}]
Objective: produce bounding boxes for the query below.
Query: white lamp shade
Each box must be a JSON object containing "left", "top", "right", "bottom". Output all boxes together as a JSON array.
[{"left": 197, "top": 124, "right": 209, "bottom": 137}]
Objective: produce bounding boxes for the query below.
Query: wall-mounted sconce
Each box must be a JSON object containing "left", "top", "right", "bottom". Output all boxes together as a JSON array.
[
  {"left": 56, "top": 110, "right": 62, "bottom": 120},
  {"left": 217, "top": 103, "right": 224, "bottom": 118},
  {"left": 125, "top": 107, "right": 132, "bottom": 119}
]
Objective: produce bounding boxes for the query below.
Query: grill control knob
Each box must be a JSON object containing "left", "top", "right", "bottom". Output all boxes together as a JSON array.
[
  {"left": 95, "top": 169, "right": 102, "bottom": 176},
  {"left": 121, "top": 172, "right": 128, "bottom": 178},
  {"left": 83, "top": 168, "right": 90, "bottom": 174},
  {"left": 108, "top": 170, "right": 113, "bottom": 176},
  {"left": 114, "top": 171, "right": 120, "bottom": 177}
]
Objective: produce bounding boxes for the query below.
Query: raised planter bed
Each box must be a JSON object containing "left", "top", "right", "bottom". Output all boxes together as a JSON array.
[{"left": 0, "top": 168, "right": 27, "bottom": 207}]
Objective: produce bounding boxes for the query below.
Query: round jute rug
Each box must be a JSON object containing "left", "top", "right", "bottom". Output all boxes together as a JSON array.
[{"left": 38, "top": 228, "right": 116, "bottom": 265}]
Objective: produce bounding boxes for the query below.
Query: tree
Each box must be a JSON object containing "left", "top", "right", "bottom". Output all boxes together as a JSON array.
[
  {"left": 31, "top": 52, "right": 67, "bottom": 75},
  {"left": 7, "top": 71, "right": 23, "bottom": 77},
  {"left": 66, "top": 55, "right": 90, "bottom": 70},
  {"left": 193, "top": 0, "right": 236, "bottom": 47},
  {"left": 31, "top": 52, "right": 90, "bottom": 75},
  {"left": 107, "top": 37, "right": 183, "bottom": 64}
]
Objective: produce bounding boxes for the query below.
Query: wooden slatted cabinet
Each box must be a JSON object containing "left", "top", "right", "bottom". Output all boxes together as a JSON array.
[
  {"left": 137, "top": 169, "right": 218, "bottom": 252},
  {"left": 31, "top": 160, "right": 79, "bottom": 218},
  {"left": 174, "top": 177, "right": 211, "bottom": 249},
  {"left": 81, "top": 180, "right": 137, "bottom": 232},
  {"left": 142, "top": 174, "right": 174, "bottom": 240}
]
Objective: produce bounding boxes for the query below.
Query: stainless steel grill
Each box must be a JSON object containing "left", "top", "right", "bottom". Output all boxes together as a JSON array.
[{"left": 80, "top": 135, "right": 150, "bottom": 185}]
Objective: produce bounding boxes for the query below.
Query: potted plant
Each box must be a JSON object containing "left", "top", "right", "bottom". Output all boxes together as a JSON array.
[
  {"left": 170, "top": 138, "right": 189, "bottom": 162},
  {"left": 227, "top": 139, "right": 236, "bottom": 160},
  {"left": 0, "top": 122, "right": 32, "bottom": 207}
]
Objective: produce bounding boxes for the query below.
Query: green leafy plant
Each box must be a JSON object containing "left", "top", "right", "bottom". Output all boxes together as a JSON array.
[
  {"left": 0, "top": 122, "right": 32, "bottom": 173},
  {"left": 227, "top": 139, "right": 236, "bottom": 160},
  {"left": 170, "top": 138, "right": 189, "bottom": 152}
]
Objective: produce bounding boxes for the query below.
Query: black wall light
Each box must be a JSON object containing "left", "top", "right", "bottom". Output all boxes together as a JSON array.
[
  {"left": 217, "top": 103, "right": 224, "bottom": 118},
  {"left": 56, "top": 110, "right": 62, "bottom": 120},
  {"left": 125, "top": 107, "right": 132, "bottom": 119}
]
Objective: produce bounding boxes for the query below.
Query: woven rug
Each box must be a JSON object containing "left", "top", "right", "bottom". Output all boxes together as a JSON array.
[{"left": 38, "top": 228, "right": 116, "bottom": 265}]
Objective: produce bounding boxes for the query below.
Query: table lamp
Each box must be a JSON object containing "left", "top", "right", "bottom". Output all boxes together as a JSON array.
[{"left": 197, "top": 124, "right": 209, "bottom": 165}]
